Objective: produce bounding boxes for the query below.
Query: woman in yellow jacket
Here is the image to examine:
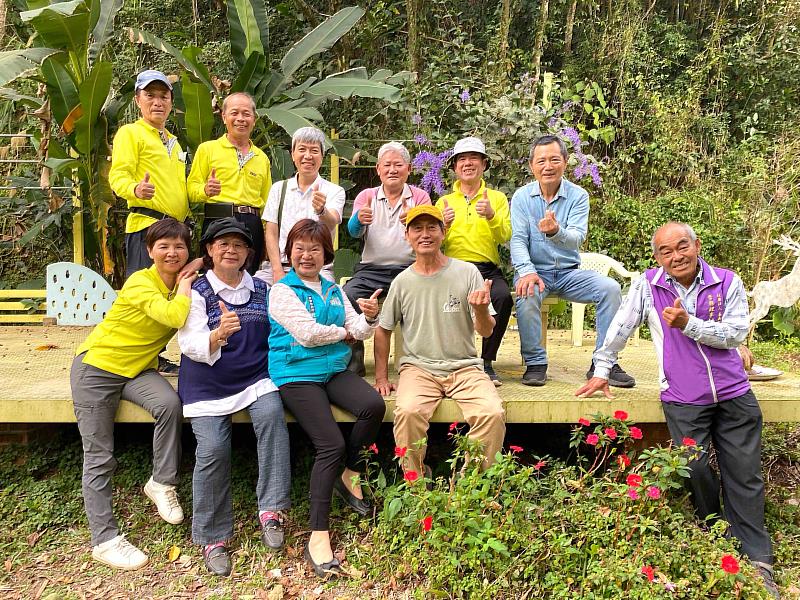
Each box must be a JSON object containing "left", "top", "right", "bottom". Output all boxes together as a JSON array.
[{"left": 70, "top": 218, "right": 196, "bottom": 570}]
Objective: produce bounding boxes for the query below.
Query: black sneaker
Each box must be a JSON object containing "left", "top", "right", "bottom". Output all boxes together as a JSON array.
[
  {"left": 484, "top": 362, "right": 502, "bottom": 387},
  {"left": 754, "top": 563, "right": 781, "bottom": 599},
  {"left": 157, "top": 356, "right": 180, "bottom": 376},
  {"left": 522, "top": 364, "right": 547, "bottom": 386},
  {"left": 586, "top": 361, "right": 636, "bottom": 388}
]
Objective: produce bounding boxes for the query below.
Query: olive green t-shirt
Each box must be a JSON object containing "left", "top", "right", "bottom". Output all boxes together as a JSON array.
[{"left": 379, "top": 257, "right": 491, "bottom": 376}]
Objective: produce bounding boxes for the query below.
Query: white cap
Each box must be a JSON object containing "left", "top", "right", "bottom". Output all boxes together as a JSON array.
[{"left": 449, "top": 136, "right": 490, "bottom": 170}]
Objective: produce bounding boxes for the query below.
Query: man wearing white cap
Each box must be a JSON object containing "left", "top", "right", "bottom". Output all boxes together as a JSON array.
[
  {"left": 109, "top": 69, "right": 191, "bottom": 279},
  {"left": 435, "top": 137, "right": 512, "bottom": 386}
]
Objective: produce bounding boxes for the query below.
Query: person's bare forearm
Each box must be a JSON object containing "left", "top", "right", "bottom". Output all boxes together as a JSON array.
[
  {"left": 374, "top": 326, "right": 392, "bottom": 380},
  {"left": 473, "top": 308, "right": 495, "bottom": 338}
]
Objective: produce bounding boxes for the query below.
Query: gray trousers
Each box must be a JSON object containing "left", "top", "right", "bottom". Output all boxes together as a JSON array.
[
  {"left": 70, "top": 353, "right": 183, "bottom": 546},
  {"left": 190, "top": 391, "right": 291, "bottom": 545},
  {"left": 661, "top": 389, "right": 773, "bottom": 564}
]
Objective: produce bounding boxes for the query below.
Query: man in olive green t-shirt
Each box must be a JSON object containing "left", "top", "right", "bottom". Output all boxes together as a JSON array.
[{"left": 374, "top": 205, "right": 506, "bottom": 476}]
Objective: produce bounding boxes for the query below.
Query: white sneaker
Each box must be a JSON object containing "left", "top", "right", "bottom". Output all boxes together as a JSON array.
[
  {"left": 144, "top": 477, "right": 184, "bottom": 524},
  {"left": 92, "top": 535, "right": 149, "bottom": 570}
]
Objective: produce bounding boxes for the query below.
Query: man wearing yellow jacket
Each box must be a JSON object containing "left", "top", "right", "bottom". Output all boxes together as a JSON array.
[
  {"left": 109, "top": 70, "right": 190, "bottom": 279},
  {"left": 435, "top": 137, "right": 512, "bottom": 386},
  {"left": 187, "top": 92, "right": 272, "bottom": 275}
]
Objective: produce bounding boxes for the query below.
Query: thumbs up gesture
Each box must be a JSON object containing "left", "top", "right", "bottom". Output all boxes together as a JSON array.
[
  {"left": 311, "top": 183, "right": 326, "bottom": 216},
  {"left": 215, "top": 300, "right": 241, "bottom": 343},
  {"left": 358, "top": 192, "right": 374, "bottom": 225},
  {"left": 538, "top": 209, "right": 559, "bottom": 236},
  {"left": 356, "top": 288, "right": 383, "bottom": 320},
  {"left": 475, "top": 189, "right": 494, "bottom": 219},
  {"left": 442, "top": 199, "right": 455, "bottom": 227},
  {"left": 205, "top": 167, "right": 221, "bottom": 197},
  {"left": 662, "top": 296, "right": 689, "bottom": 329},
  {"left": 468, "top": 279, "right": 493, "bottom": 309},
  {"left": 135, "top": 171, "right": 155, "bottom": 199}
]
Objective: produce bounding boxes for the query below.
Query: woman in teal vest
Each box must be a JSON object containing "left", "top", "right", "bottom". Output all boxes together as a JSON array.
[{"left": 268, "top": 219, "right": 385, "bottom": 578}]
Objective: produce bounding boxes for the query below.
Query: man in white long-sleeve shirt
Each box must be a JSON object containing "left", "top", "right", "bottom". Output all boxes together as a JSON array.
[{"left": 576, "top": 222, "right": 778, "bottom": 599}]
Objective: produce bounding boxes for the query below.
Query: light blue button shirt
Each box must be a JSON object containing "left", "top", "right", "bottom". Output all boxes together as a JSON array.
[{"left": 510, "top": 178, "right": 589, "bottom": 276}]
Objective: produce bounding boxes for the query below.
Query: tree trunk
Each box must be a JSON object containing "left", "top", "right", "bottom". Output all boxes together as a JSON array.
[
  {"left": 564, "top": 0, "right": 578, "bottom": 55},
  {"left": 494, "top": 0, "right": 512, "bottom": 87},
  {"left": 406, "top": 0, "right": 423, "bottom": 76},
  {"left": 531, "top": 0, "right": 550, "bottom": 99}
]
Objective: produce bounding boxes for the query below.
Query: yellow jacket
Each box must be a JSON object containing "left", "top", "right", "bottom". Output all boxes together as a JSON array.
[
  {"left": 436, "top": 180, "right": 511, "bottom": 265},
  {"left": 187, "top": 135, "right": 272, "bottom": 209},
  {"left": 109, "top": 119, "right": 189, "bottom": 233},
  {"left": 77, "top": 266, "right": 191, "bottom": 378}
]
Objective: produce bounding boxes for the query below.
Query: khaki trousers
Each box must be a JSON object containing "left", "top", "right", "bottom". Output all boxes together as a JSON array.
[{"left": 393, "top": 364, "right": 506, "bottom": 474}]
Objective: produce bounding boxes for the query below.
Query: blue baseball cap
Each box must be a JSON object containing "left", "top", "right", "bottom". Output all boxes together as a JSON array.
[{"left": 135, "top": 69, "right": 173, "bottom": 92}]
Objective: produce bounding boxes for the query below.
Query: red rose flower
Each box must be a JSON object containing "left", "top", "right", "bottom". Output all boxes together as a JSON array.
[
  {"left": 629, "top": 427, "right": 643, "bottom": 440},
  {"left": 641, "top": 565, "right": 655, "bottom": 581},
  {"left": 509, "top": 445, "right": 523, "bottom": 453},
  {"left": 578, "top": 417, "right": 591, "bottom": 427},
  {"left": 394, "top": 446, "right": 407, "bottom": 458},
  {"left": 721, "top": 554, "right": 739, "bottom": 574},
  {"left": 614, "top": 410, "right": 629, "bottom": 420},
  {"left": 626, "top": 473, "right": 643, "bottom": 487},
  {"left": 586, "top": 433, "right": 599, "bottom": 446},
  {"left": 368, "top": 443, "right": 379, "bottom": 454},
  {"left": 421, "top": 515, "right": 433, "bottom": 532},
  {"left": 682, "top": 437, "right": 697, "bottom": 447},
  {"left": 404, "top": 470, "right": 419, "bottom": 483},
  {"left": 617, "top": 454, "right": 631, "bottom": 469},
  {"left": 604, "top": 427, "right": 618, "bottom": 440}
]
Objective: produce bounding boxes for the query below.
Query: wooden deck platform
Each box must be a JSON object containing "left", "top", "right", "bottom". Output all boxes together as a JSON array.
[{"left": 1, "top": 326, "right": 798, "bottom": 424}]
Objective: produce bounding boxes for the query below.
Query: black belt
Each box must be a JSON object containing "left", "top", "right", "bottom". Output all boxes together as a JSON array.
[
  {"left": 204, "top": 203, "right": 260, "bottom": 218},
  {"left": 130, "top": 206, "right": 172, "bottom": 220}
]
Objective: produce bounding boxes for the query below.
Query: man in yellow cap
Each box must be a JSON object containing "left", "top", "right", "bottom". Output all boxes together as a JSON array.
[
  {"left": 187, "top": 92, "right": 271, "bottom": 275},
  {"left": 109, "top": 69, "right": 190, "bottom": 278},
  {"left": 436, "top": 136, "right": 512, "bottom": 386},
  {"left": 374, "top": 205, "right": 506, "bottom": 477}
]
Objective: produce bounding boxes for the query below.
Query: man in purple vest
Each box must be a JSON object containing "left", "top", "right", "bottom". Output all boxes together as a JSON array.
[{"left": 576, "top": 221, "right": 779, "bottom": 598}]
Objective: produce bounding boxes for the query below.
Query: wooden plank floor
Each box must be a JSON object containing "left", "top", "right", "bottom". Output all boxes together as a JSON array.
[{"left": 1, "top": 326, "right": 798, "bottom": 423}]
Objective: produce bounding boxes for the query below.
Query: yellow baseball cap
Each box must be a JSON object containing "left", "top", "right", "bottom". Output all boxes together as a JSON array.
[{"left": 405, "top": 205, "right": 444, "bottom": 226}]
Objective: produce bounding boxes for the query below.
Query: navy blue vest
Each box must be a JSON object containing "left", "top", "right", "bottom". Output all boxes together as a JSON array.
[{"left": 178, "top": 275, "right": 270, "bottom": 405}]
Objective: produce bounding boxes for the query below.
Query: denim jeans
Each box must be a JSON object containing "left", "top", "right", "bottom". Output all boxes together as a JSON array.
[
  {"left": 190, "top": 391, "right": 291, "bottom": 545},
  {"left": 515, "top": 268, "right": 621, "bottom": 366},
  {"left": 70, "top": 353, "right": 183, "bottom": 546}
]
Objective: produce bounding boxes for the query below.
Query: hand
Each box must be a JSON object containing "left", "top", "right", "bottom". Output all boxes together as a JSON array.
[
  {"left": 538, "top": 209, "right": 559, "bottom": 236},
  {"left": 358, "top": 194, "right": 374, "bottom": 225},
  {"left": 356, "top": 288, "right": 382, "bottom": 320},
  {"left": 205, "top": 167, "right": 221, "bottom": 197},
  {"left": 311, "top": 183, "right": 326, "bottom": 215},
  {"left": 374, "top": 377, "right": 396, "bottom": 396},
  {"left": 176, "top": 270, "right": 198, "bottom": 297},
  {"left": 179, "top": 257, "right": 204, "bottom": 279},
  {"left": 468, "top": 279, "right": 492, "bottom": 309},
  {"left": 343, "top": 332, "right": 356, "bottom": 344},
  {"left": 475, "top": 190, "right": 494, "bottom": 219},
  {"left": 575, "top": 377, "right": 614, "bottom": 399},
  {"left": 515, "top": 273, "right": 544, "bottom": 297},
  {"left": 442, "top": 199, "right": 455, "bottom": 227},
  {"left": 135, "top": 171, "right": 155, "bottom": 199},
  {"left": 662, "top": 297, "right": 689, "bottom": 329},
  {"left": 216, "top": 300, "right": 241, "bottom": 341}
]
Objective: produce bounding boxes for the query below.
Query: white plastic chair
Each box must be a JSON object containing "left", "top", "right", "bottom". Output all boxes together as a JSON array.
[{"left": 572, "top": 252, "right": 640, "bottom": 347}]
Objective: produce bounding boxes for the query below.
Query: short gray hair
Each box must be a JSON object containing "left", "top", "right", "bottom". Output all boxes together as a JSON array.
[
  {"left": 222, "top": 91, "right": 256, "bottom": 113},
  {"left": 291, "top": 126, "right": 326, "bottom": 153},
  {"left": 651, "top": 222, "right": 698, "bottom": 254},
  {"left": 529, "top": 134, "right": 569, "bottom": 161},
  {"left": 377, "top": 141, "right": 411, "bottom": 164}
]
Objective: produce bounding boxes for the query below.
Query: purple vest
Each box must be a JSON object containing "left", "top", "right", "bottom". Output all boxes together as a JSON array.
[{"left": 646, "top": 259, "right": 750, "bottom": 406}]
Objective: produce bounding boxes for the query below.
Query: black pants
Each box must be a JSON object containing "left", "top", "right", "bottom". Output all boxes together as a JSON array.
[
  {"left": 343, "top": 263, "right": 409, "bottom": 311},
  {"left": 125, "top": 228, "right": 153, "bottom": 279},
  {"left": 279, "top": 370, "right": 385, "bottom": 531},
  {"left": 472, "top": 262, "right": 512, "bottom": 362},
  {"left": 661, "top": 390, "right": 773, "bottom": 564},
  {"left": 202, "top": 212, "right": 265, "bottom": 276}
]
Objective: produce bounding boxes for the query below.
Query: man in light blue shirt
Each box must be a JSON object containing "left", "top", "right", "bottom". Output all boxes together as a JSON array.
[{"left": 510, "top": 135, "right": 635, "bottom": 387}]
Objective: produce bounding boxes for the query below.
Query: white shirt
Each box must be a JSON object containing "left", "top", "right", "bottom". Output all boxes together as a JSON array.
[
  {"left": 262, "top": 175, "right": 345, "bottom": 264},
  {"left": 177, "top": 270, "right": 278, "bottom": 418}
]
